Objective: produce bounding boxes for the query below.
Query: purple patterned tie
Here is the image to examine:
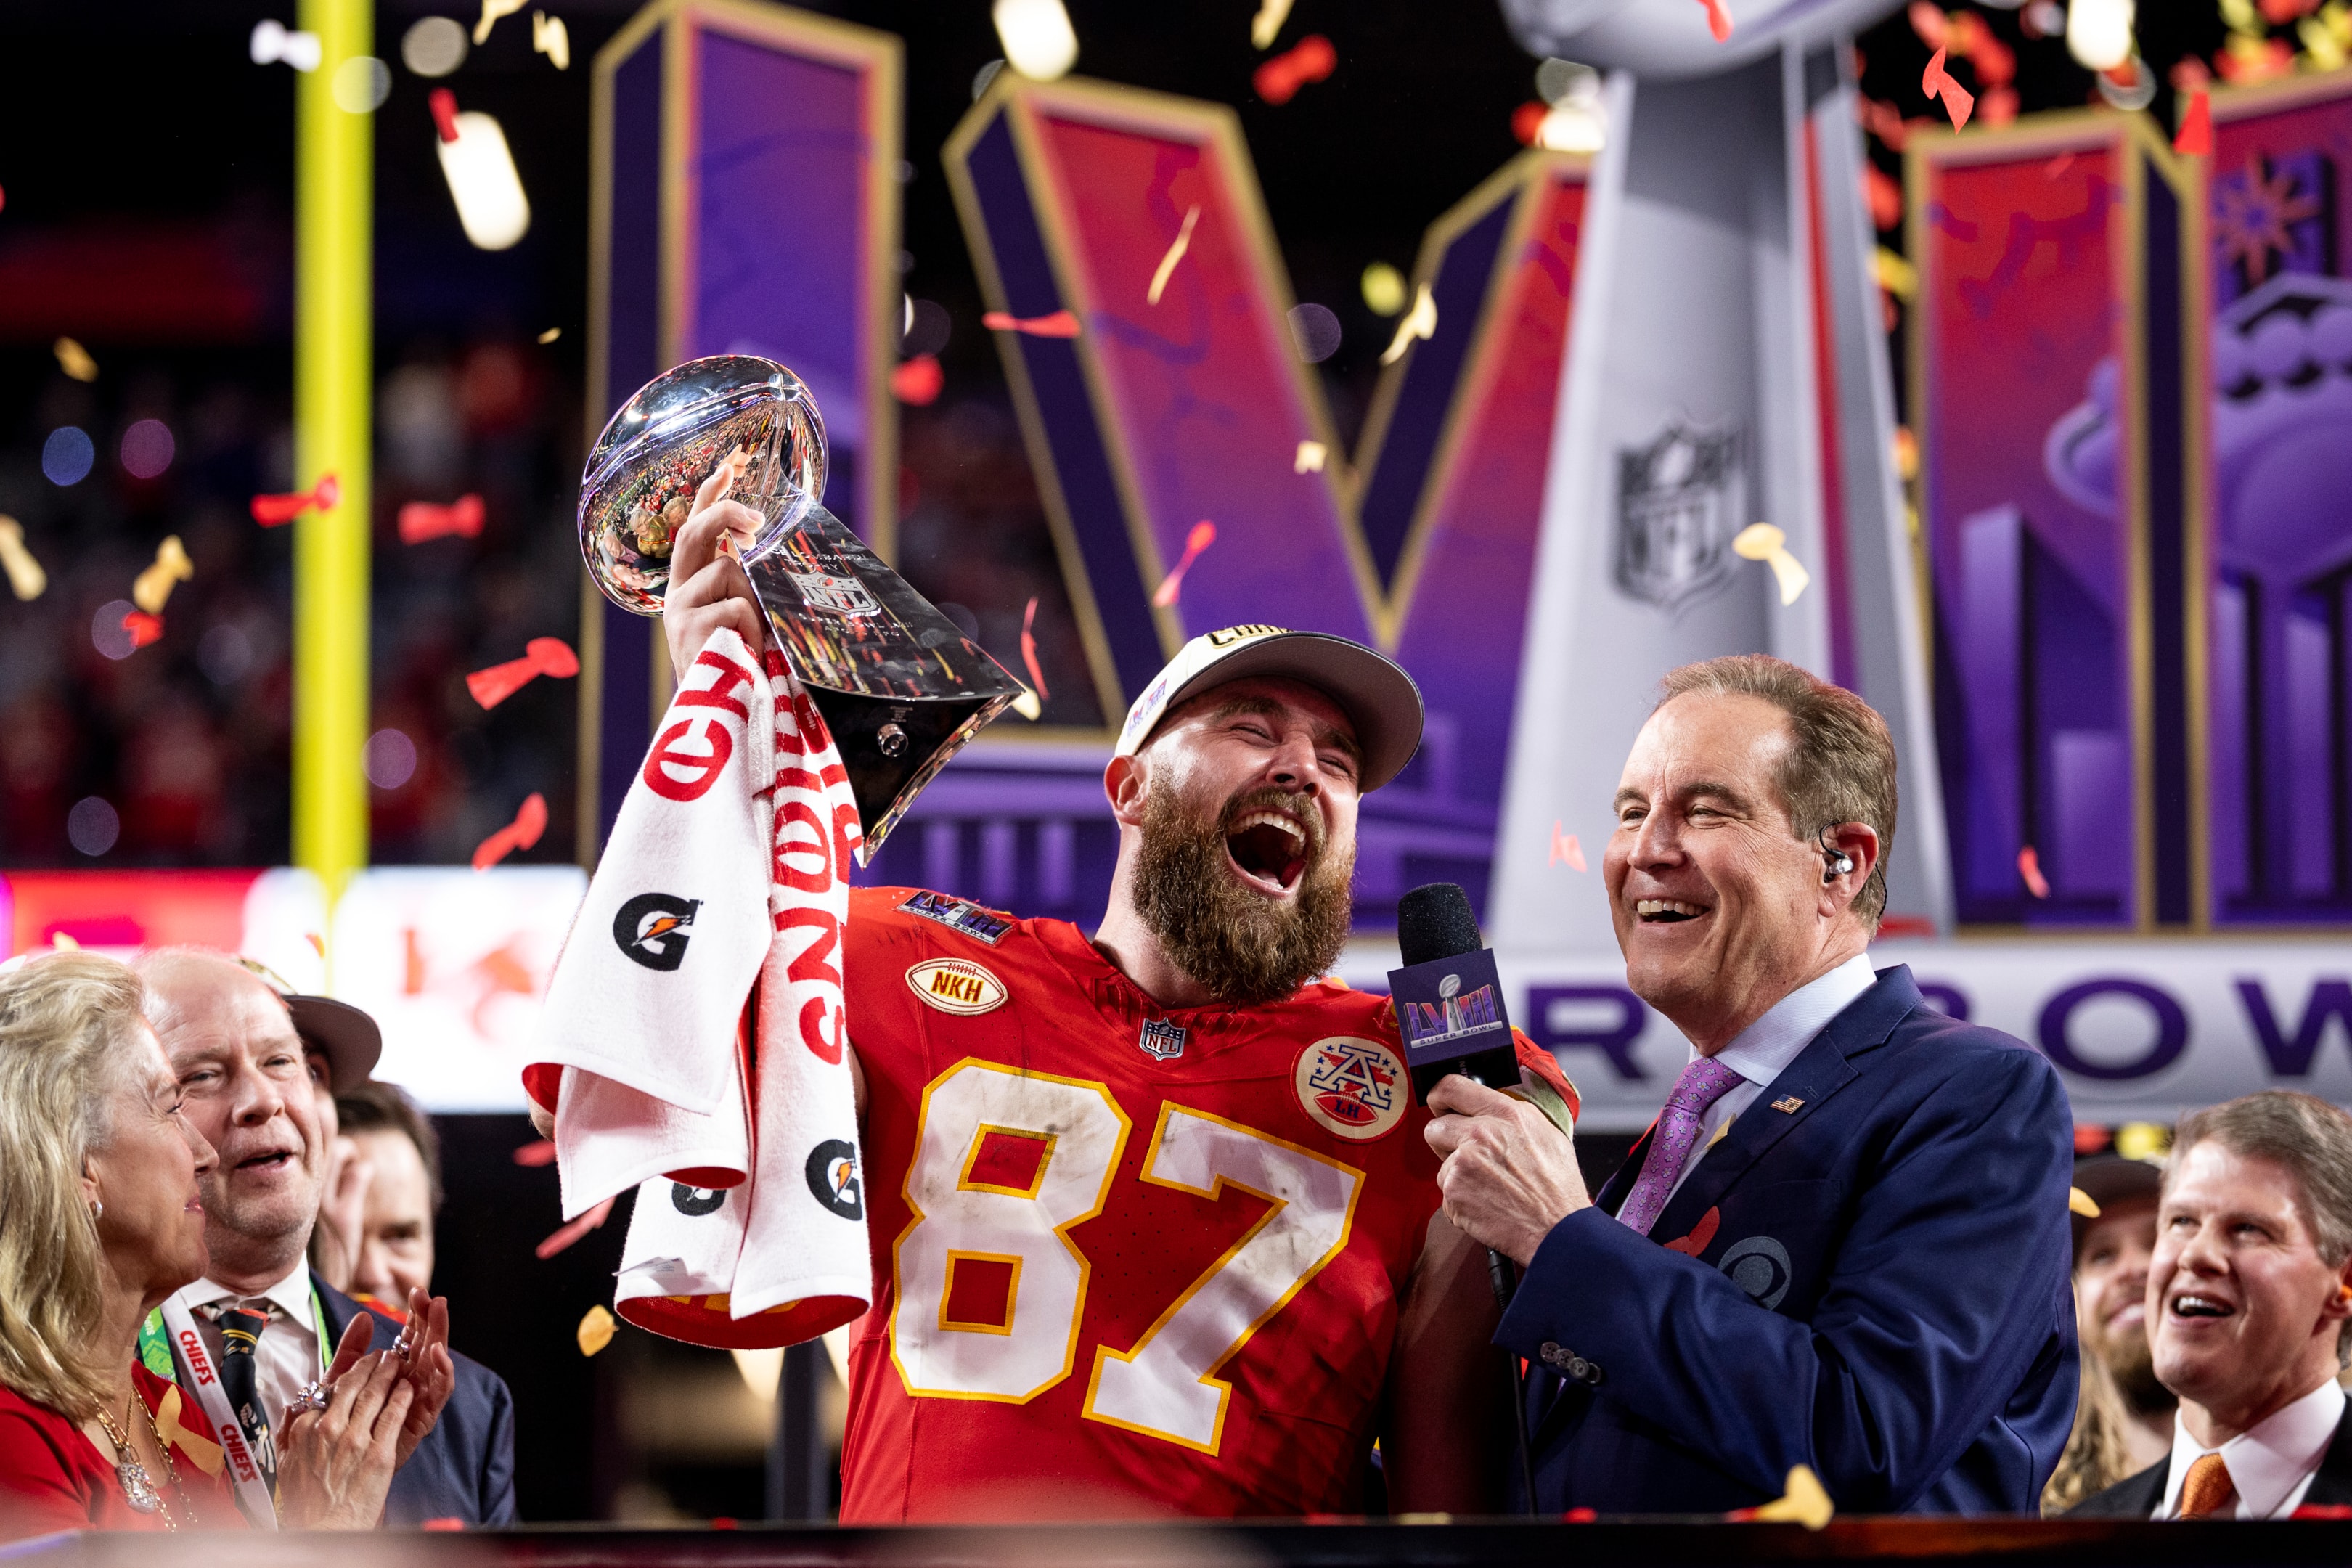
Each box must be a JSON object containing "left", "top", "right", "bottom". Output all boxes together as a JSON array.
[{"left": 1615, "top": 1056, "right": 1745, "bottom": 1237}]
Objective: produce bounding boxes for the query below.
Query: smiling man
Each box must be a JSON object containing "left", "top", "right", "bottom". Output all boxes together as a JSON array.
[
  {"left": 656, "top": 508, "right": 1532, "bottom": 1519},
  {"left": 2072, "top": 1093, "right": 2352, "bottom": 1519},
  {"left": 1424, "top": 653, "right": 2078, "bottom": 1514},
  {"left": 139, "top": 952, "right": 514, "bottom": 1526}
]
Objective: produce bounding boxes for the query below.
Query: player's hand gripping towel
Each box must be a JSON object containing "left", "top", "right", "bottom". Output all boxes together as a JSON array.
[{"left": 524, "top": 630, "right": 870, "bottom": 1347}]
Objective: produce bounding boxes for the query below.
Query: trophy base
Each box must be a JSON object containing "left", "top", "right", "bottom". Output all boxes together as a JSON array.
[{"left": 741, "top": 509, "right": 1023, "bottom": 862}]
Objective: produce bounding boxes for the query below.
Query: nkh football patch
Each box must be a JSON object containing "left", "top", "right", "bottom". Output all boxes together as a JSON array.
[
  {"left": 906, "top": 958, "right": 1006, "bottom": 1016},
  {"left": 1294, "top": 1036, "right": 1408, "bottom": 1140}
]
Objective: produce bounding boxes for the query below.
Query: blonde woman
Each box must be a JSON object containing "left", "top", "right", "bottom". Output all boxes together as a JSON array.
[{"left": 0, "top": 952, "right": 415, "bottom": 1538}]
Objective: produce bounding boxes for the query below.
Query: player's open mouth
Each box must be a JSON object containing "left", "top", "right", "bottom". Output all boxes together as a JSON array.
[
  {"left": 1636, "top": 899, "right": 1709, "bottom": 924},
  {"left": 236, "top": 1150, "right": 295, "bottom": 1174},
  {"left": 1226, "top": 809, "right": 1309, "bottom": 894},
  {"left": 2170, "top": 1292, "right": 2234, "bottom": 1320}
]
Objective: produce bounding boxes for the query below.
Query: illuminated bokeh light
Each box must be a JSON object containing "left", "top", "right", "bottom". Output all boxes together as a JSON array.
[
  {"left": 1286, "top": 303, "right": 1342, "bottom": 363},
  {"left": 401, "top": 15, "right": 468, "bottom": 77},
  {"left": 43, "top": 427, "right": 94, "bottom": 486},
  {"left": 364, "top": 727, "right": 420, "bottom": 789},
  {"left": 332, "top": 54, "right": 393, "bottom": 113},
  {"left": 67, "top": 797, "right": 120, "bottom": 857},
  {"left": 1360, "top": 262, "right": 1408, "bottom": 317},
  {"left": 993, "top": 0, "right": 1077, "bottom": 81},
  {"left": 120, "top": 419, "right": 175, "bottom": 479},
  {"left": 91, "top": 600, "right": 138, "bottom": 660}
]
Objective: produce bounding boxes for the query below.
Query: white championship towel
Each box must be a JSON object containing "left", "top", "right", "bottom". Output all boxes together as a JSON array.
[{"left": 525, "top": 630, "right": 871, "bottom": 1347}]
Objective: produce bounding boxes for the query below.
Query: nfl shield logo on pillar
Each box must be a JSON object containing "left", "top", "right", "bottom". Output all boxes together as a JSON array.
[{"left": 1613, "top": 422, "right": 1744, "bottom": 614}]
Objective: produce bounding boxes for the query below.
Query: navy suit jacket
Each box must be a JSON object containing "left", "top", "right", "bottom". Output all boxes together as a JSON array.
[
  {"left": 1497, "top": 965, "right": 2077, "bottom": 1516},
  {"left": 315, "top": 1276, "right": 518, "bottom": 1527}
]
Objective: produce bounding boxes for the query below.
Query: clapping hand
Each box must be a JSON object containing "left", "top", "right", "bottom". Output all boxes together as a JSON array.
[{"left": 275, "top": 1318, "right": 410, "bottom": 1528}]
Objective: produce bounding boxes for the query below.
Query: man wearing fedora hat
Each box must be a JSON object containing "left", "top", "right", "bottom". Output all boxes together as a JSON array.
[{"left": 140, "top": 951, "right": 516, "bottom": 1526}]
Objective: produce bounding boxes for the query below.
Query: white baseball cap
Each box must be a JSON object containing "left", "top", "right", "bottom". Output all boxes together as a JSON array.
[{"left": 1114, "top": 625, "right": 1424, "bottom": 791}]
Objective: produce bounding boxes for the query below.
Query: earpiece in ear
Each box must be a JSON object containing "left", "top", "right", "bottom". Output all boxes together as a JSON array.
[{"left": 1820, "top": 834, "right": 1855, "bottom": 883}]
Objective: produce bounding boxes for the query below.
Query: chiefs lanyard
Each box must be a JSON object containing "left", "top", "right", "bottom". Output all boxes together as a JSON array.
[{"left": 139, "top": 1289, "right": 329, "bottom": 1530}]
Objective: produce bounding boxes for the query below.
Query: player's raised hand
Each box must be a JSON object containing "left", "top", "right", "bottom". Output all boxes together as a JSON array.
[
  {"left": 663, "top": 450, "right": 767, "bottom": 673},
  {"left": 1424, "top": 1074, "right": 1591, "bottom": 1267}
]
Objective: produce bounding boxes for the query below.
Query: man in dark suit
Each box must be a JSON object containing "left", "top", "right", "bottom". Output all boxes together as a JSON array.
[
  {"left": 2073, "top": 1093, "right": 2352, "bottom": 1519},
  {"left": 141, "top": 950, "right": 517, "bottom": 1527},
  {"left": 1426, "top": 654, "right": 2076, "bottom": 1514}
]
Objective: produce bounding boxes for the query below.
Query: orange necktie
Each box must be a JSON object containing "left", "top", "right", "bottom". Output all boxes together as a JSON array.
[{"left": 2179, "top": 1452, "right": 2237, "bottom": 1519}]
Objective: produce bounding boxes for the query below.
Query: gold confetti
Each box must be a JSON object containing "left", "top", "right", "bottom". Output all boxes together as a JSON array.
[
  {"left": 2115, "top": 1122, "right": 2171, "bottom": 1162},
  {"left": 1010, "top": 688, "right": 1042, "bottom": 721},
  {"left": 1250, "top": 0, "right": 1294, "bottom": 49},
  {"left": 1747, "top": 1465, "right": 1834, "bottom": 1529},
  {"left": 1294, "top": 439, "right": 1327, "bottom": 473},
  {"left": 1873, "top": 247, "right": 1918, "bottom": 299},
  {"left": 576, "top": 1304, "right": 617, "bottom": 1357},
  {"left": 132, "top": 535, "right": 193, "bottom": 616},
  {"left": 1360, "top": 261, "right": 1407, "bottom": 317},
  {"left": 1732, "top": 523, "right": 1810, "bottom": 606},
  {"left": 532, "top": 10, "right": 569, "bottom": 69},
  {"left": 0, "top": 517, "right": 47, "bottom": 602},
  {"left": 1892, "top": 425, "right": 1919, "bottom": 482},
  {"left": 49, "top": 931, "right": 80, "bottom": 951},
  {"left": 473, "top": 0, "right": 524, "bottom": 45},
  {"left": 54, "top": 338, "right": 98, "bottom": 383},
  {"left": 1146, "top": 203, "right": 1200, "bottom": 306},
  {"left": 2070, "top": 1186, "right": 2100, "bottom": 1218},
  {"left": 537, "top": 326, "right": 562, "bottom": 343},
  {"left": 1379, "top": 282, "right": 1434, "bottom": 365}
]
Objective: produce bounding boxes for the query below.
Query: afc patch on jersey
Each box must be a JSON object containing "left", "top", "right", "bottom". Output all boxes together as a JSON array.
[
  {"left": 896, "top": 890, "right": 1013, "bottom": 945},
  {"left": 1294, "top": 1036, "right": 1408, "bottom": 1141}
]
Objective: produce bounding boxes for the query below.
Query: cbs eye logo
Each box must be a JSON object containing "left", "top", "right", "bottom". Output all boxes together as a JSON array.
[{"left": 614, "top": 893, "right": 701, "bottom": 971}]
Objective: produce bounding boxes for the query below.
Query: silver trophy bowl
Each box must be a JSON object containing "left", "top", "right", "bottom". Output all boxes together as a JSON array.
[{"left": 579, "top": 355, "right": 1023, "bottom": 859}]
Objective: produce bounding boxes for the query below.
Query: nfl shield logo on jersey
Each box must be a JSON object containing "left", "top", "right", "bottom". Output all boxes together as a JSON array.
[{"left": 1138, "top": 1018, "right": 1187, "bottom": 1061}]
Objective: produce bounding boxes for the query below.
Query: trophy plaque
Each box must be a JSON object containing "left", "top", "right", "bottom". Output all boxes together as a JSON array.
[{"left": 579, "top": 355, "right": 1024, "bottom": 859}]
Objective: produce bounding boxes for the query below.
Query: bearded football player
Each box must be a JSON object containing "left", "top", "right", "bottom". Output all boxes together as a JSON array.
[{"left": 634, "top": 497, "right": 1560, "bottom": 1520}]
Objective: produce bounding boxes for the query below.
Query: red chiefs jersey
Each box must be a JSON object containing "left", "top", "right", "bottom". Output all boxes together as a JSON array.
[{"left": 838, "top": 885, "right": 1442, "bottom": 1522}]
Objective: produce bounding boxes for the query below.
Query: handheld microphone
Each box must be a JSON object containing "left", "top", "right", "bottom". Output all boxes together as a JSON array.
[
  {"left": 1390, "top": 882, "right": 1521, "bottom": 1103},
  {"left": 1391, "top": 881, "right": 1540, "bottom": 1511}
]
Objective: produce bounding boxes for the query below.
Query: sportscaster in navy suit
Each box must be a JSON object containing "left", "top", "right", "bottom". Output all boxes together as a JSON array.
[{"left": 1426, "top": 654, "right": 2077, "bottom": 1515}]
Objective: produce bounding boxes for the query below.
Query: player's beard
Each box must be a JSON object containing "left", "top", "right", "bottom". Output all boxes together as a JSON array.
[{"left": 1131, "top": 776, "right": 1355, "bottom": 1006}]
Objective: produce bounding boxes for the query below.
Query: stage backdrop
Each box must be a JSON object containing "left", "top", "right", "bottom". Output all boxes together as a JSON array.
[{"left": 567, "top": 4, "right": 2352, "bottom": 1130}]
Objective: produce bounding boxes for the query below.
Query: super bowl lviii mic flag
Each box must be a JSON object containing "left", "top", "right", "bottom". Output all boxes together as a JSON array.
[{"left": 579, "top": 355, "right": 1024, "bottom": 857}]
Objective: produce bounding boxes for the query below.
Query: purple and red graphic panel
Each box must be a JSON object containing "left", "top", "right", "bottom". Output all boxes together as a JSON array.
[{"left": 2204, "top": 77, "right": 2352, "bottom": 926}]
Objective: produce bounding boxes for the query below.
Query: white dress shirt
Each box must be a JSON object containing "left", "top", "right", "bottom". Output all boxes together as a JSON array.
[
  {"left": 173, "top": 1260, "right": 324, "bottom": 1434},
  {"left": 2154, "top": 1379, "right": 2347, "bottom": 1519},
  {"left": 1659, "top": 952, "right": 1878, "bottom": 1209}
]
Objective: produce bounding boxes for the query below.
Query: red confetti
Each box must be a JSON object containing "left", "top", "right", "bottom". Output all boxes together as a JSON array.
[
  {"left": 428, "top": 87, "right": 461, "bottom": 144},
  {"left": 2293, "top": 1504, "right": 2352, "bottom": 1519},
  {"left": 2173, "top": 89, "right": 2212, "bottom": 157},
  {"left": 1906, "top": 0, "right": 1948, "bottom": 49},
  {"left": 251, "top": 473, "right": 340, "bottom": 526},
  {"left": 473, "top": 791, "right": 549, "bottom": 872},
  {"left": 2073, "top": 1124, "right": 2112, "bottom": 1155},
  {"left": 398, "top": 493, "right": 485, "bottom": 544},
  {"left": 1875, "top": 914, "right": 1936, "bottom": 938},
  {"left": 1549, "top": 821, "right": 1586, "bottom": 873},
  {"left": 981, "top": 309, "right": 1081, "bottom": 338},
  {"left": 1564, "top": 1508, "right": 1598, "bottom": 1522},
  {"left": 1698, "top": 0, "right": 1734, "bottom": 41},
  {"left": 1920, "top": 45, "right": 1973, "bottom": 132},
  {"left": 1662, "top": 1206, "right": 1720, "bottom": 1257},
  {"left": 122, "top": 611, "right": 163, "bottom": 649},
  {"left": 2043, "top": 151, "right": 2076, "bottom": 181},
  {"left": 305, "top": 931, "right": 326, "bottom": 957},
  {"left": 466, "top": 637, "right": 580, "bottom": 710},
  {"left": 1151, "top": 519, "right": 1217, "bottom": 608},
  {"left": 422, "top": 1519, "right": 466, "bottom": 1532},
  {"left": 2017, "top": 845, "right": 2051, "bottom": 900},
  {"left": 1511, "top": 101, "right": 1548, "bottom": 146},
  {"left": 513, "top": 1139, "right": 559, "bottom": 1167},
  {"left": 534, "top": 1193, "right": 612, "bottom": 1259},
  {"left": 1921, "top": 44, "right": 1948, "bottom": 97},
  {"left": 710, "top": 1519, "right": 739, "bottom": 1531},
  {"left": 1019, "top": 595, "right": 1049, "bottom": 701},
  {"left": 1253, "top": 33, "right": 1336, "bottom": 105},
  {"left": 890, "top": 354, "right": 943, "bottom": 406}
]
